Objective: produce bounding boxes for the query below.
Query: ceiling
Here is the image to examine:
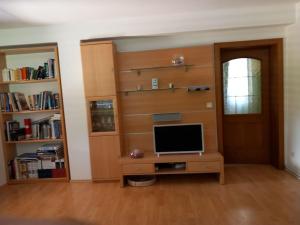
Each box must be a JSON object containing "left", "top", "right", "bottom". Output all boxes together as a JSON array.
[{"left": 0, "top": 0, "right": 299, "bottom": 29}]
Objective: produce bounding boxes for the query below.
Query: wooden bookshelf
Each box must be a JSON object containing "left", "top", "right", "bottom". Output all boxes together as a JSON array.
[
  {"left": 5, "top": 138, "right": 63, "bottom": 144},
  {"left": 1, "top": 109, "right": 60, "bottom": 115},
  {"left": 0, "top": 78, "right": 58, "bottom": 85},
  {"left": 0, "top": 44, "right": 70, "bottom": 184}
]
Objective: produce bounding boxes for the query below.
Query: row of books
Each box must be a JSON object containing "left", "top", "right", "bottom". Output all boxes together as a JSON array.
[
  {"left": 8, "top": 143, "right": 65, "bottom": 180},
  {"left": 2, "top": 59, "right": 55, "bottom": 82},
  {"left": 5, "top": 114, "right": 62, "bottom": 141},
  {"left": 32, "top": 114, "right": 62, "bottom": 139},
  {"left": 0, "top": 91, "right": 60, "bottom": 112}
]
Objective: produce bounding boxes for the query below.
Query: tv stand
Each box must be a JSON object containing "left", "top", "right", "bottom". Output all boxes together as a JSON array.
[
  {"left": 157, "top": 152, "right": 203, "bottom": 157},
  {"left": 119, "top": 152, "right": 224, "bottom": 187}
]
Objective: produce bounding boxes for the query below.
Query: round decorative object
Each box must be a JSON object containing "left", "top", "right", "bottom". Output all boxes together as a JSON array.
[
  {"left": 129, "top": 149, "right": 144, "bottom": 158},
  {"left": 171, "top": 54, "right": 185, "bottom": 66},
  {"left": 127, "top": 176, "right": 156, "bottom": 187}
]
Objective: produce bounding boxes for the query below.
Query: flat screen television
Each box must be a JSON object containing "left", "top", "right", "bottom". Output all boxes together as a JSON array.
[{"left": 153, "top": 123, "right": 204, "bottom": 155}]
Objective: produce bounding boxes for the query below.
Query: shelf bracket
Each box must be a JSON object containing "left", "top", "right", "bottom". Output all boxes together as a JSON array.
[{"left": 184, "top": 65, "right": 189, "bottom": 72}]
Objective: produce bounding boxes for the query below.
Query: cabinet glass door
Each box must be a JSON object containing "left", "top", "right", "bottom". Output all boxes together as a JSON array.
[{"left": 89, "top": 99, "right": 116, "bottom": 133}]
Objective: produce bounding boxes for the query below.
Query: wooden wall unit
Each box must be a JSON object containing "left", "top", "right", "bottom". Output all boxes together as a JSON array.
[
  {"left": 81, "top": 41, "right": 224, "bottom": 185},
  {"left": 117, "top": 45, "right": 218, "bottom": 155},
  {"left": 117, "top": 45, "right": 224, "bottom": 186},
  {"left": 81, "top": 41, "right": 121, "bottom": 181},
  {"left": 89, "top": 135, "right": 120, "bottom": 180},
  {"left": 81, "top": 42, "right": 118, "bottom": 97}
]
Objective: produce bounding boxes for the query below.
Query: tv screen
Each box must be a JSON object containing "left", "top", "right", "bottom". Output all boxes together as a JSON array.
[{"left": 153, "top": 123, "right": 204, "bottom": 154}]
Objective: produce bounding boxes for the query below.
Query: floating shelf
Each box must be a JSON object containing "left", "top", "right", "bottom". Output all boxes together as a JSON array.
[
  {"left": 5, "top": 138, "right": 63, "bottom": 144},
  {"left": 119, "top": 87, "right": 180, "bottom": 95},
  {"left": 119, "top": 86, "right": 210, "bottom": 95},
  {"left": 0, "top": 78, "right": 58, "bottom": 85},
  {"left": 120, "top": 64, "right": 197, "bottom": 75},
  {"left": 1, "top": 109, "right": 60, "bottom": 115}
]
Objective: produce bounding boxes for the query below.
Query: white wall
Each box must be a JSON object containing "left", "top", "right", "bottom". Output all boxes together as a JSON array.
[
  {"left": 0, "top": 4, "right": 295, "bottom": 183},
  {"left": 285, "top": 3, "right": 300, "bottom": 178}
]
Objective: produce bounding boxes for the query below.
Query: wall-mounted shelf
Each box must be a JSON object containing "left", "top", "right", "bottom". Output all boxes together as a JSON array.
[
  {"left": 119, "top": 87, "right": 180, "bottom": 95},
  {"left": 119, "top": 86, "right": 210, "bottom": 95},
  {"left": 121, "top": 64, "right": 195, "bottom": 75}
]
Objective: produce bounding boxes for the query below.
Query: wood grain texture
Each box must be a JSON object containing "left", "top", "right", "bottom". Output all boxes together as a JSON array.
[
  {"left": 119, "top": 66, "right": 213, "bottom": 91},
  {"left": 214, "top": 39, "right": 284, "bottom": 168},
  {"left": 117, "top": 45, "right": 217, "bottom": 156},
  {"left": 0, "top": 165, "right": 299, "bottom": 225},
  {"left": 120, "top": 89, "right": 213, "bottom": 114},
  {"left": 81, "top": 43, "right": 117, "bottom": 97},
  {"left": 117, "top": 45, "right": 213, "bottom": 70},
  {"left": 89, "top": 135, "right": 121, "bottom": 181},
  {"left": 54, "top": 47, "right": 71, "bottom": 181},
  {"left": 81, "top": 42, "right": 123, "bottom": 181}
]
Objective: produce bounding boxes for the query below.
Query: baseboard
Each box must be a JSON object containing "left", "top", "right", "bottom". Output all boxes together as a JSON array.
[
  {"left": 70, "top": 179, "right": 92, "bottom": 183},
  {"left": 285, "top": 167, "right": 300, "bottom": 179}
]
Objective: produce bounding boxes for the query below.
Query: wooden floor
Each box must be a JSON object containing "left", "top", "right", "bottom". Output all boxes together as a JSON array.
[{"left": 0, "top": 165, "right": 300, "bottom": 225}]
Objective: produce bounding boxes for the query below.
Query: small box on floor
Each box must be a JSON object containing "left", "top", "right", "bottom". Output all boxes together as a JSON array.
[
  {"left": 38, "top": 169, "right": 52, "bottom": 178},
  {"left": 51, "top": 168, "right": 66, "bottom": 178}
]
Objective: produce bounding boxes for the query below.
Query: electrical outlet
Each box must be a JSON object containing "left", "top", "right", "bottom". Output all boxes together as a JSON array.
[
  {"left": 152, "top": 78, "right": 159, "bottom": 89},
  {"left": 206, "top": 102, "right": 213, "bottom": 109}
]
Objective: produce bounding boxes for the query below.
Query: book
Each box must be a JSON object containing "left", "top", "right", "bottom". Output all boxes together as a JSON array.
[
  {"left": 0, "top": 91, "right": 59, "bottom": 112},
  {"left": 27, "top": 161, "right": 39, "bottom": 178},
  {"left": 21, "top": 67, "right": 27, "bottom": 80},
  {"left": 1, "top": 58, "right": 55, "bottom": 82},
  {"left": 6, "top": 120, "right": 20, "bottom": 141},
  {"left": 16, "top": 153, "right": 38, "bottom": 160},
  {"left": 38, "top": 143, "right": 63, "bottom": 151},
  {"left": 15, "top": 92, "right": 30, "bottom": 111}
]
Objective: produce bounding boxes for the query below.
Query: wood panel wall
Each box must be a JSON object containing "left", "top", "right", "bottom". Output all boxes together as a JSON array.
[{"left": 117, "top": 45, "right": 218, "bottom": 155}]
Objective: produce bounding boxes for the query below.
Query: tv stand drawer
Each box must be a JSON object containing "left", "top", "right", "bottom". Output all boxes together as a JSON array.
[
  {"left": 122, "top": 164, "right": 155, "bottom": 174},
  {"left": 188, "top": 161, "right": 220, "bottom": 172}
]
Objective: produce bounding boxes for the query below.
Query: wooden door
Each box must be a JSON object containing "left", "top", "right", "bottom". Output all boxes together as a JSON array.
[
  {"left": 81, "top": 42, "right": 117, "bottom": 97},
  {"left": 221, "top": 48, "right": 271, "bottom": 163},
  {"left": 89, "top": 135, "right": 120, "bottom": 180}
]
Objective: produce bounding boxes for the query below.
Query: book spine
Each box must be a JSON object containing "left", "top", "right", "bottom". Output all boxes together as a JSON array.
[
  {"left": 21, "top": 68, "right": 27, "bottom": 80},
  {"left": 14, "top": 159, "right": 20, "bottom": 180}
]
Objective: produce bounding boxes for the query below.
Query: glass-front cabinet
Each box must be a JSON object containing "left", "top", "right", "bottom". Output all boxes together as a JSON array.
[{"left": 87, "top": 97, "right": 119, "bottom": 135}]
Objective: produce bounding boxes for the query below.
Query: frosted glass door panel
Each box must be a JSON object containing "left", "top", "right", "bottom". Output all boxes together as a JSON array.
[{"left": 223, "top": 58, "right": 261, "bottom": 115}]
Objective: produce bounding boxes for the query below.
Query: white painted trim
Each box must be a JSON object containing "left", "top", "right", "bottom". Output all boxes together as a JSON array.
[{"left": 285, "top": 167, "right": 300, "bottom": 179}]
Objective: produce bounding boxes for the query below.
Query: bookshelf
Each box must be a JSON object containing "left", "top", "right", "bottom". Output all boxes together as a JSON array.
[{"left": 0, "top": 44, "right": 70, "bottom": 184}]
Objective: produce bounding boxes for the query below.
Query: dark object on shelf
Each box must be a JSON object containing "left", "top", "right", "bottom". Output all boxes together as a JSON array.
[
  {"left": 152, "top": 112, "right": 181, "bottom": 122},
  {"left": 90, "top": 99, "right": 115, "bottom": 133},
  {"left": 38, "top": 169, "right": 52, "bottom": 178},
  {"left": 155, "top": 162, "right": 186, "bottom": 171},
  {"left": 24, "top": 118, "right": 32, "bottom": 139},
  {"left": 171, "top": 55, "right": 185, "bottom": 65},
  {"left": 187, "top": 86, "right": 210, "bottom": 92},
  {"left": 129, "top": 149, "right": 144, "bottom": 159},
  {"left": 127, "top": 176, "right": 156, "bottom": 187}
]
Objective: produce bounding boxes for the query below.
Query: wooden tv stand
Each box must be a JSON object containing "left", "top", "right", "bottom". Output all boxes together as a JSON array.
[{"left": 119, "top": 152, "right": 224, "bottom": 187}]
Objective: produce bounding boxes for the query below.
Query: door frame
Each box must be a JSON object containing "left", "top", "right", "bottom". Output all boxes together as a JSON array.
[{"left": 214, "top": 38, "right": 284, "bottom": 169}]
